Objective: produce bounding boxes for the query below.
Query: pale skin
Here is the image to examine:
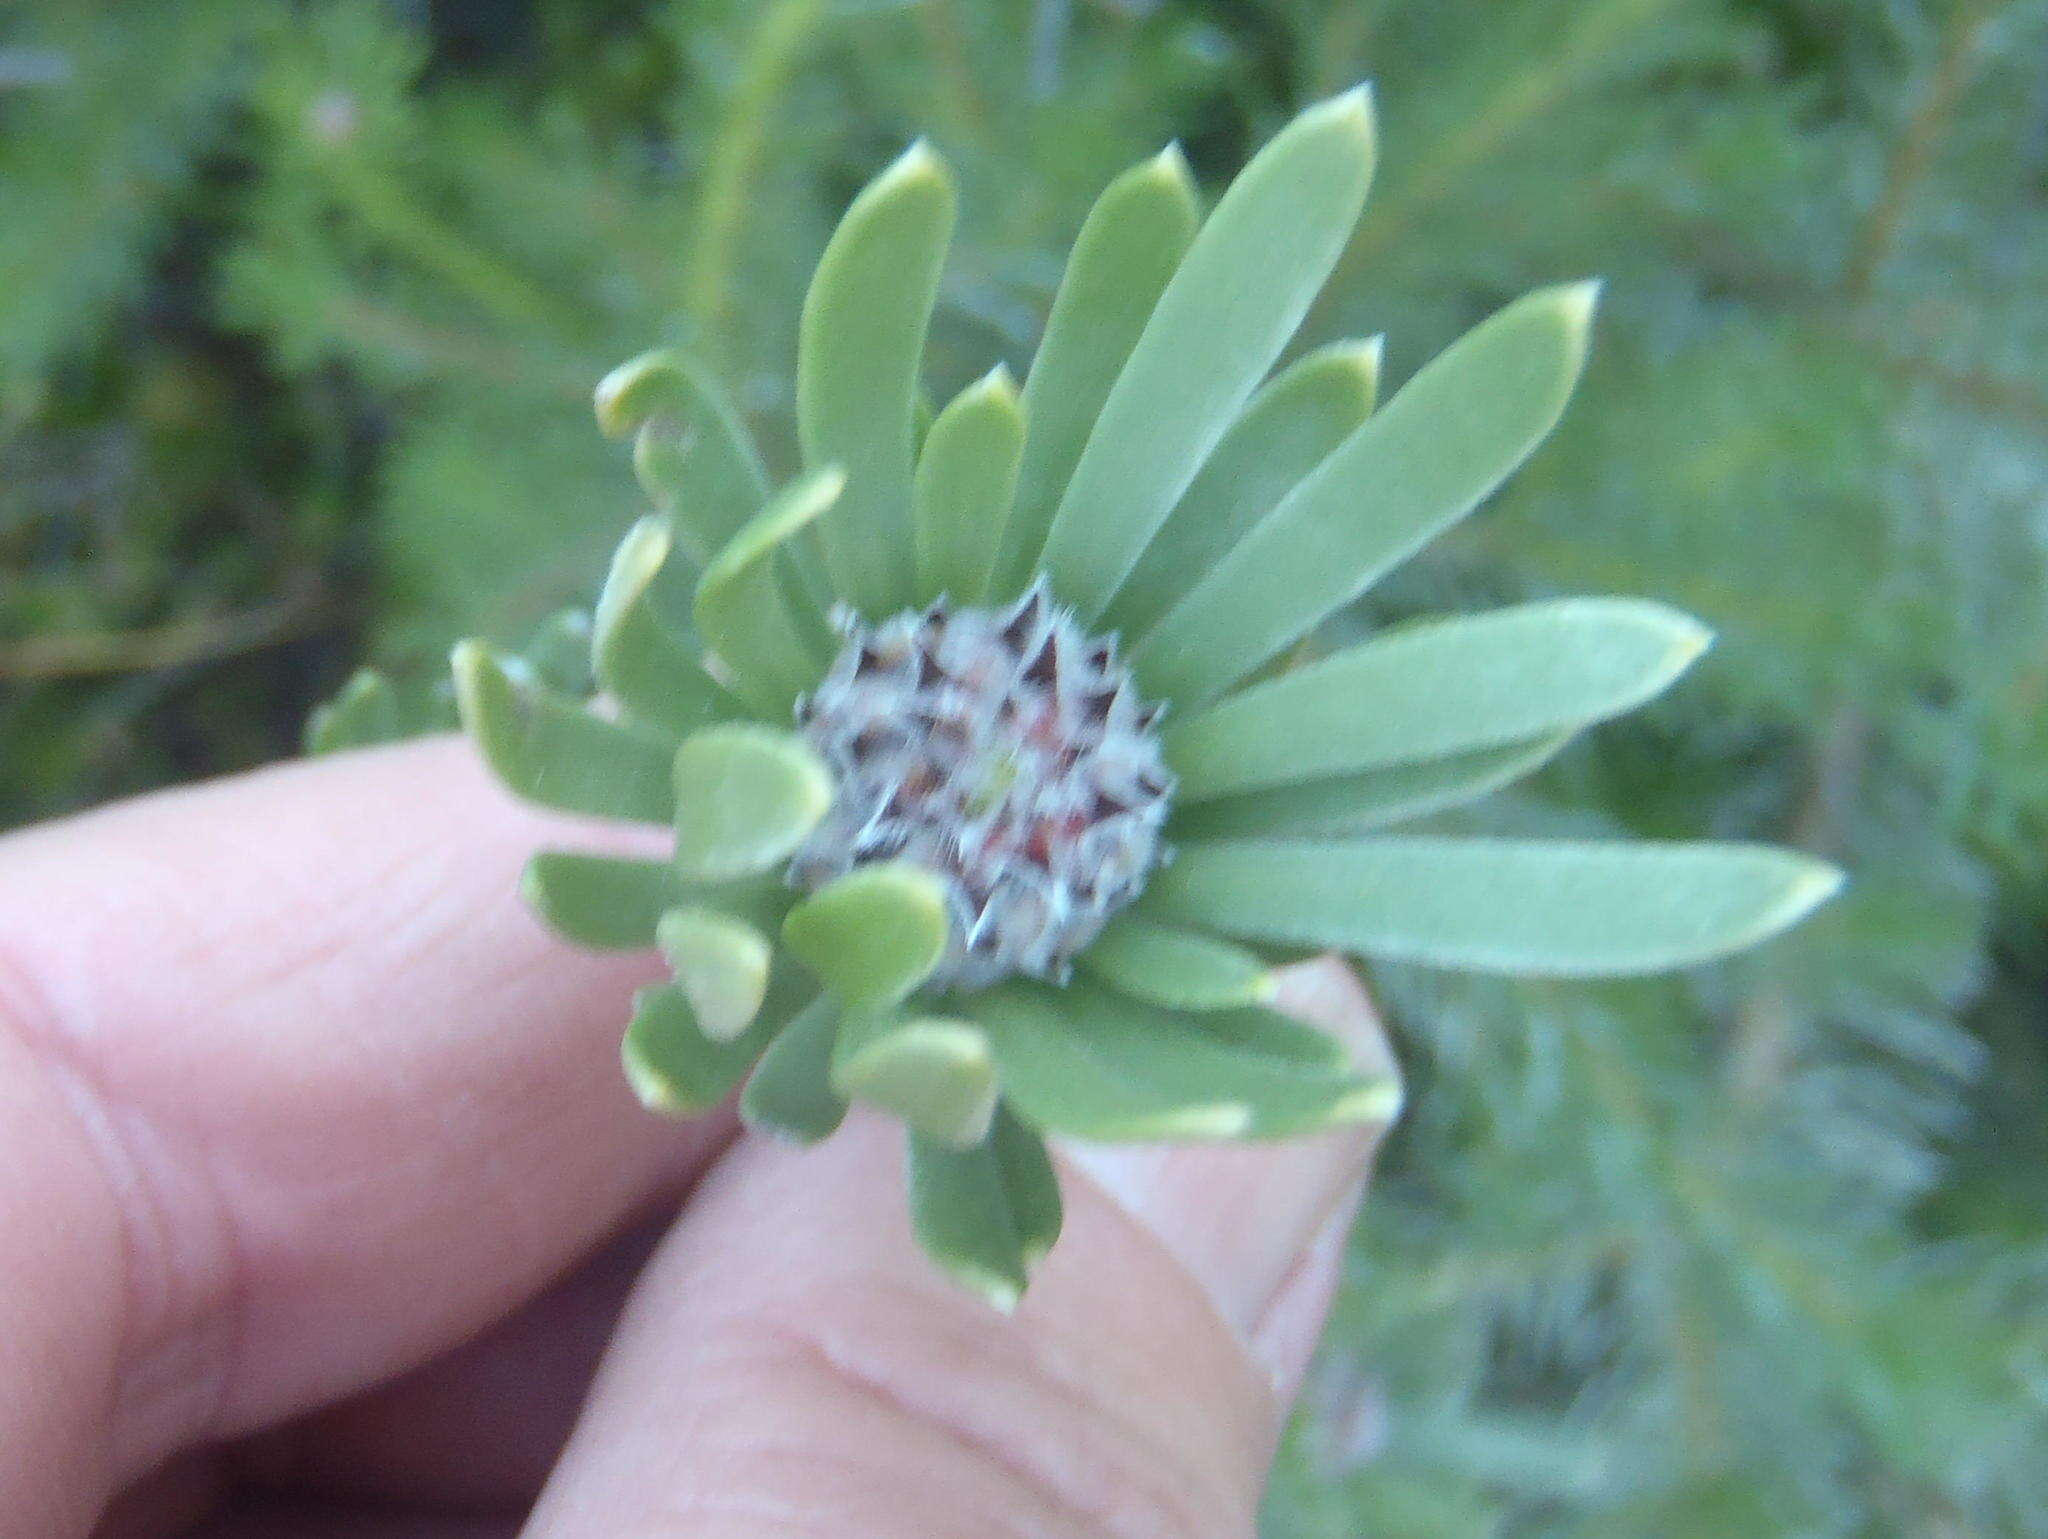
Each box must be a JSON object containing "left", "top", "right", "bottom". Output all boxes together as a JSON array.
[{"left": 0, "top": 738, "right": 1395, "bottom": 1539}]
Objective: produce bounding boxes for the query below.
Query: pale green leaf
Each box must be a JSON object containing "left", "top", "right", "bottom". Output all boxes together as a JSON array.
[
  {"left": 620, "top": 981, "right": 780, "bottom": 1118},
  {"left": 452, "top": 641, "right": 674, "bottom": 823},
  {"left": 1168, "top": 598, "right": 1710, "bottom": 800},
  {"left": 797, "top": 140, "right": 956, "bottom": 616},
  {"left": 740, "top": 994, "right": 847, "bottom": 1145},
  {"left": 694, "top": 468, "right": 845, "bottom": 715},
  {"left": 833, "top": 1010, "right": 998, "bottom": 1147},
  {"left": 1169, "top": 733, "right": 1572, "bottom": 840},
  {"left": 592, "top": 518, "right": 738, "bottom": 738},
  {"left": 988, "top": 1105, "right": 1063, "bottom": 1268},
  {"left": 671, "top": 723, "right": 835, "bottom": 882},
  {"left": 1041, "top": 88, "right": 1378, "bottom": 619},
  {"left": 594, "top": 348, "right": 769, "bottom": 564},
  {"left": 658, "top": 907, "right": 772, "bottom": 1041},
  {"left": 990, "top": 146, "right": 1199, "bottom": 599},
  {"left": 972, "top": 981, "right": 1399, "bottom": 1140},
  {"left": 1079, "top": 914, "right": 1277, "bottom": 1010},
  {"left": 783, "top": 861, "right": 950, "bottom": 1012},
  {"left": 1109, "top": 336, "right": 1382, "bottom": 641},
  {"left": 305, "top": 669, "right": 404, "bottom": 755},
  {"left": 522, "top": 852, "right": 684, "bottom": 949},
  {"left": 1145, "top": 836, "right": 1846, "bottom": 975},
  {"left": 522, "top": 609, "right": 597, "bottom": 697},
  {"left": 906, "top": 1104, "right": 1063, "bottom": 1310},
  {"left": 913, "top": 366, "right": 1026, "bottom": 606},
  {"left": 1136, "top": 282, "right": 1600, "bottom": 706}
]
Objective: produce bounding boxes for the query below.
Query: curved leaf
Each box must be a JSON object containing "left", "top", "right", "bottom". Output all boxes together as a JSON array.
[
  {"left": 658, "top": 906, "right": 772, "bottom": 1042},
  {"left": 620, "top": 981, "right": 782, "bottom": 1118},
  {"left": 797, "top": 140, "right": 956, "bottom": 616},
  {"left": 1135, "top": 282, "right": 1600, "bottom": 706},
  {"left": 1167, "top": 598, "right": 1710, "bottom": 800},
  {"left": 592, "top": 518, "right": 738, "bottom": 738},
  {"left": 783, "top": 861, "right": 950, "bottom": 1012},
  {"left": 833, "top": 1010, "right": 998, "bottom": 1147},
  {"left": 595, "top": 348, "right": 769, "bottom": 563},
  {"left": 1109, "top": 336, "right": 1382, "bottom": 641},
  {"left": 907, "top": 1105, "right": 1062, "bottom": 1312},
  {"left": 1041, "top": 88, "right": 1378, "bottom": 619},
  {"left": 740, "top": 994, "right": 847, "bottom": 1144},
  {"left": 694, "top": 467, "right": 844, "bottom": 714},
  {"left": 522, "top": 852, "right": 684, "bottom": 949},
  {"left": 452, "top": 641, "right": 673, "bottom": 823},
  {"left": 990, "top": 145, "right": 1199, "bottom": 599},
  {"left": 671, "top": 723, "right": 835, "bottom": 882},
  {"left": 1145, "top": 836, "right": 1845, "bottom": 976},
  {"left": 913, "top": 365, "right": 1026, "bottom": 606}
]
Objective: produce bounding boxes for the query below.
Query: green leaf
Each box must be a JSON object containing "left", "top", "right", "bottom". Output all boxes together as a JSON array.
[
  {"left": 671, "top": 722, "right": 835, "bottom": 882},
  {"left": 305, "top": 668, "right": 405, "bottom": 754},
  {"left": 973, "top": 981, "right": 1398, "bottom": 1140},
  {"left": 990, "top": 146, "right": 1199, "bottom": 600},
  {"left": 619, "top": 981, "right": 780, "bottom": 1118},
  {"left": 1169, "top": 733, "right": 1572, "bottom": 840},
  {"left": 913, "top": 365, "right": 1026, "bottom": 606},
  {"left": 1145, "top": 836, "right": 1846, "bottom": 976},
  {"left": 658, "top": 907, "right": 772, "bottom": 1041},
  {"left": 694, "top": 467, "right": 845, "bottom": 715},
  {"left": 833, "top": 1010, "right": 998, "bottom": 1147},
  {"left": 592, "top": 518, "right": 738, "bottom": 739},
  {"left": 1041, "top": 88, "right": 1378, "bottom": 619},
  {"left": 452, "top": 641, "right": 674, "bottom": 823},
  {"left": 522, "top": 852, "right": 684, "bottom": 949},
  {"left": 740, "top": 994, "right": 847, "bottom": 1145},
  {"left": 1109, "top": 336, "right": 1382, "bottom": 641},
  {"left": 1135, "top": 282, "right": 1600, "bottom": 707},
  {"left": 594, "top": 348, "right": 770, "bottom": 564},
  {"left": 907, "top": 1103, "right": 1063, "bottom": 1311},
  {"left": 521, "top": 610, "right": 597, "bottom": 697},
  {"left": 1079, "top": 914, "right": 1277, "bottom": 1010},
  {"left": 797, "top": 140, "right": 956, "bottom": 616},
  {"left": 907, "top": 1131, "right": 1026, "bottom": 1311},
  {"left": 1167, "top": 598, "right": 1710, "bottom": 801},
  {"left": 782, "top": 861, "right": 950, "bottom": 1012}
]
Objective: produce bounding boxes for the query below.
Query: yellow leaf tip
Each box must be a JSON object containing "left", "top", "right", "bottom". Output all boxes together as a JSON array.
[{"left": 1557, "top": 278, "right": 1604, "bottom": 330}]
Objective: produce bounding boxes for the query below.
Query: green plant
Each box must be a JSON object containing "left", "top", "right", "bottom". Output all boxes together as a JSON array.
[{"left": 372, "top": 89, "right": 1841, "bottom": 1303}]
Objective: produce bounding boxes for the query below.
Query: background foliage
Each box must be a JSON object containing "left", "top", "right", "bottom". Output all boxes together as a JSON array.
[{"left": 5, "top": 0, "right": 2047, "bottom": 1533}]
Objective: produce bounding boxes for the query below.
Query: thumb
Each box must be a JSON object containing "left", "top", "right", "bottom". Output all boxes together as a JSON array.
[{"left": 523, "top": 959, "right": 1395, "bottom": 1539}]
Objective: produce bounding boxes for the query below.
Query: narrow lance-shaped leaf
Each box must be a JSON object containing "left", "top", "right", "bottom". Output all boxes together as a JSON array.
[
  {"left": 913, "top": 366, "right": 1026, "bottom": 607},
  {"left": 672, "top": 723, "right": 835, "bottom": 882},
  {"left": 783, "top": 861, "right": 950, "bottom": 1013},
  {"left": 1041, "top": 87, "right": 1378, "bottom": 619},
  {"left": 1109, "top": 336, "right": 1382, "bottom": 641},
  {"left": 1145, "top": 836, "right": 1845, "bottom": 976},
  {"left": 1080, "top": 914, "right": 1277, "bottom": 1011},
  {"left": 971, "top": 981, "right": 1399, "bottom": 1141},
  {"left": 694, "top": 467, "right": 845, "bottom": 715},
  {"left": 452, "top": 641, "right": 674, "bottom": 823},
  {"left": 907, "top": 1106, "right": 1063, "bottom": 1312},
  {"left": 1170, "top": 732, "right": 1573, "bottom": 841},
  {"left": 989, "top": 145, "right": 1199, "bottom": 599},
  {"left": 595, "top": 348, "right": 770, "bottom": 563},
  {"left": 741, "top": 994, "right": 848, "bottom": 1145},
  {"left": 1168, "top": 598, "right": 1711, "bottom": 801},
  {"left": 834, "top": 1010, "right": 999, "bottom": 1148},
  {"left": 1137, "top": 282, "right": 1600, "bottom": 707},
  {"left": 523, "top": 852, "right": 686, "bottom": 949},
  {"left": 658, "top": 907, "right": 772, "bottom": 1042},
  {"left": 592, "top": 518, "right": 739, "bottom": 739},
  {"left": 797, "top": 141, "right": 956, "bottom": 616}
]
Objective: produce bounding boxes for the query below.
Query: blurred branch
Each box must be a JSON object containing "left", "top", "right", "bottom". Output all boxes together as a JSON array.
[{"left": 0, "top": 579, "right": 336, "bottom": 682}]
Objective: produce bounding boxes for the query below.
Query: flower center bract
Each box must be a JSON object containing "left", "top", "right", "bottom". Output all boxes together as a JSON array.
[{"left": 789, "top": 580, "right": 1176, "bottom": 991}]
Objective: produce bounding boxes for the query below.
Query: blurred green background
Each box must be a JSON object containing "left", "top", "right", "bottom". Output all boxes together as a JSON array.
[{"left": 5, "top": 0, "right": 2047, "bottom": 1532}]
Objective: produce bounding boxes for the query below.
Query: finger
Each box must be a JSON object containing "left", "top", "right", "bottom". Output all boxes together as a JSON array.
[
  {"left": 190, "top": 1505, "right": 513, "bottom": 1539},
  {"left": 524, "top": 962, "right": 1395, "bottom": 1539},
  {"left": 231, "top": 1214, "right": 666, "bottom": 1516},
  {"left": 0, "top": 738, "right": 720, "bottom": 1498}
]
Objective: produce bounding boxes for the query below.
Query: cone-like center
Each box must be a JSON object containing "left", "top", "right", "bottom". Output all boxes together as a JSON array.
[{"left": 789, "top": 580, "right": 1176, "bottom": 990}]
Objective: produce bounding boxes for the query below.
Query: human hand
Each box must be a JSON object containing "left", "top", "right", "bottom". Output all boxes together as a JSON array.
[{"left": 0, "top": 737, "right": 1395, "bottom": 1538}]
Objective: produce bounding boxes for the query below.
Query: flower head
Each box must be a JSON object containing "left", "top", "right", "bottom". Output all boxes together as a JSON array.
[{"left": 452, "top": 87, "right": 1841, "bottom": 1306}]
